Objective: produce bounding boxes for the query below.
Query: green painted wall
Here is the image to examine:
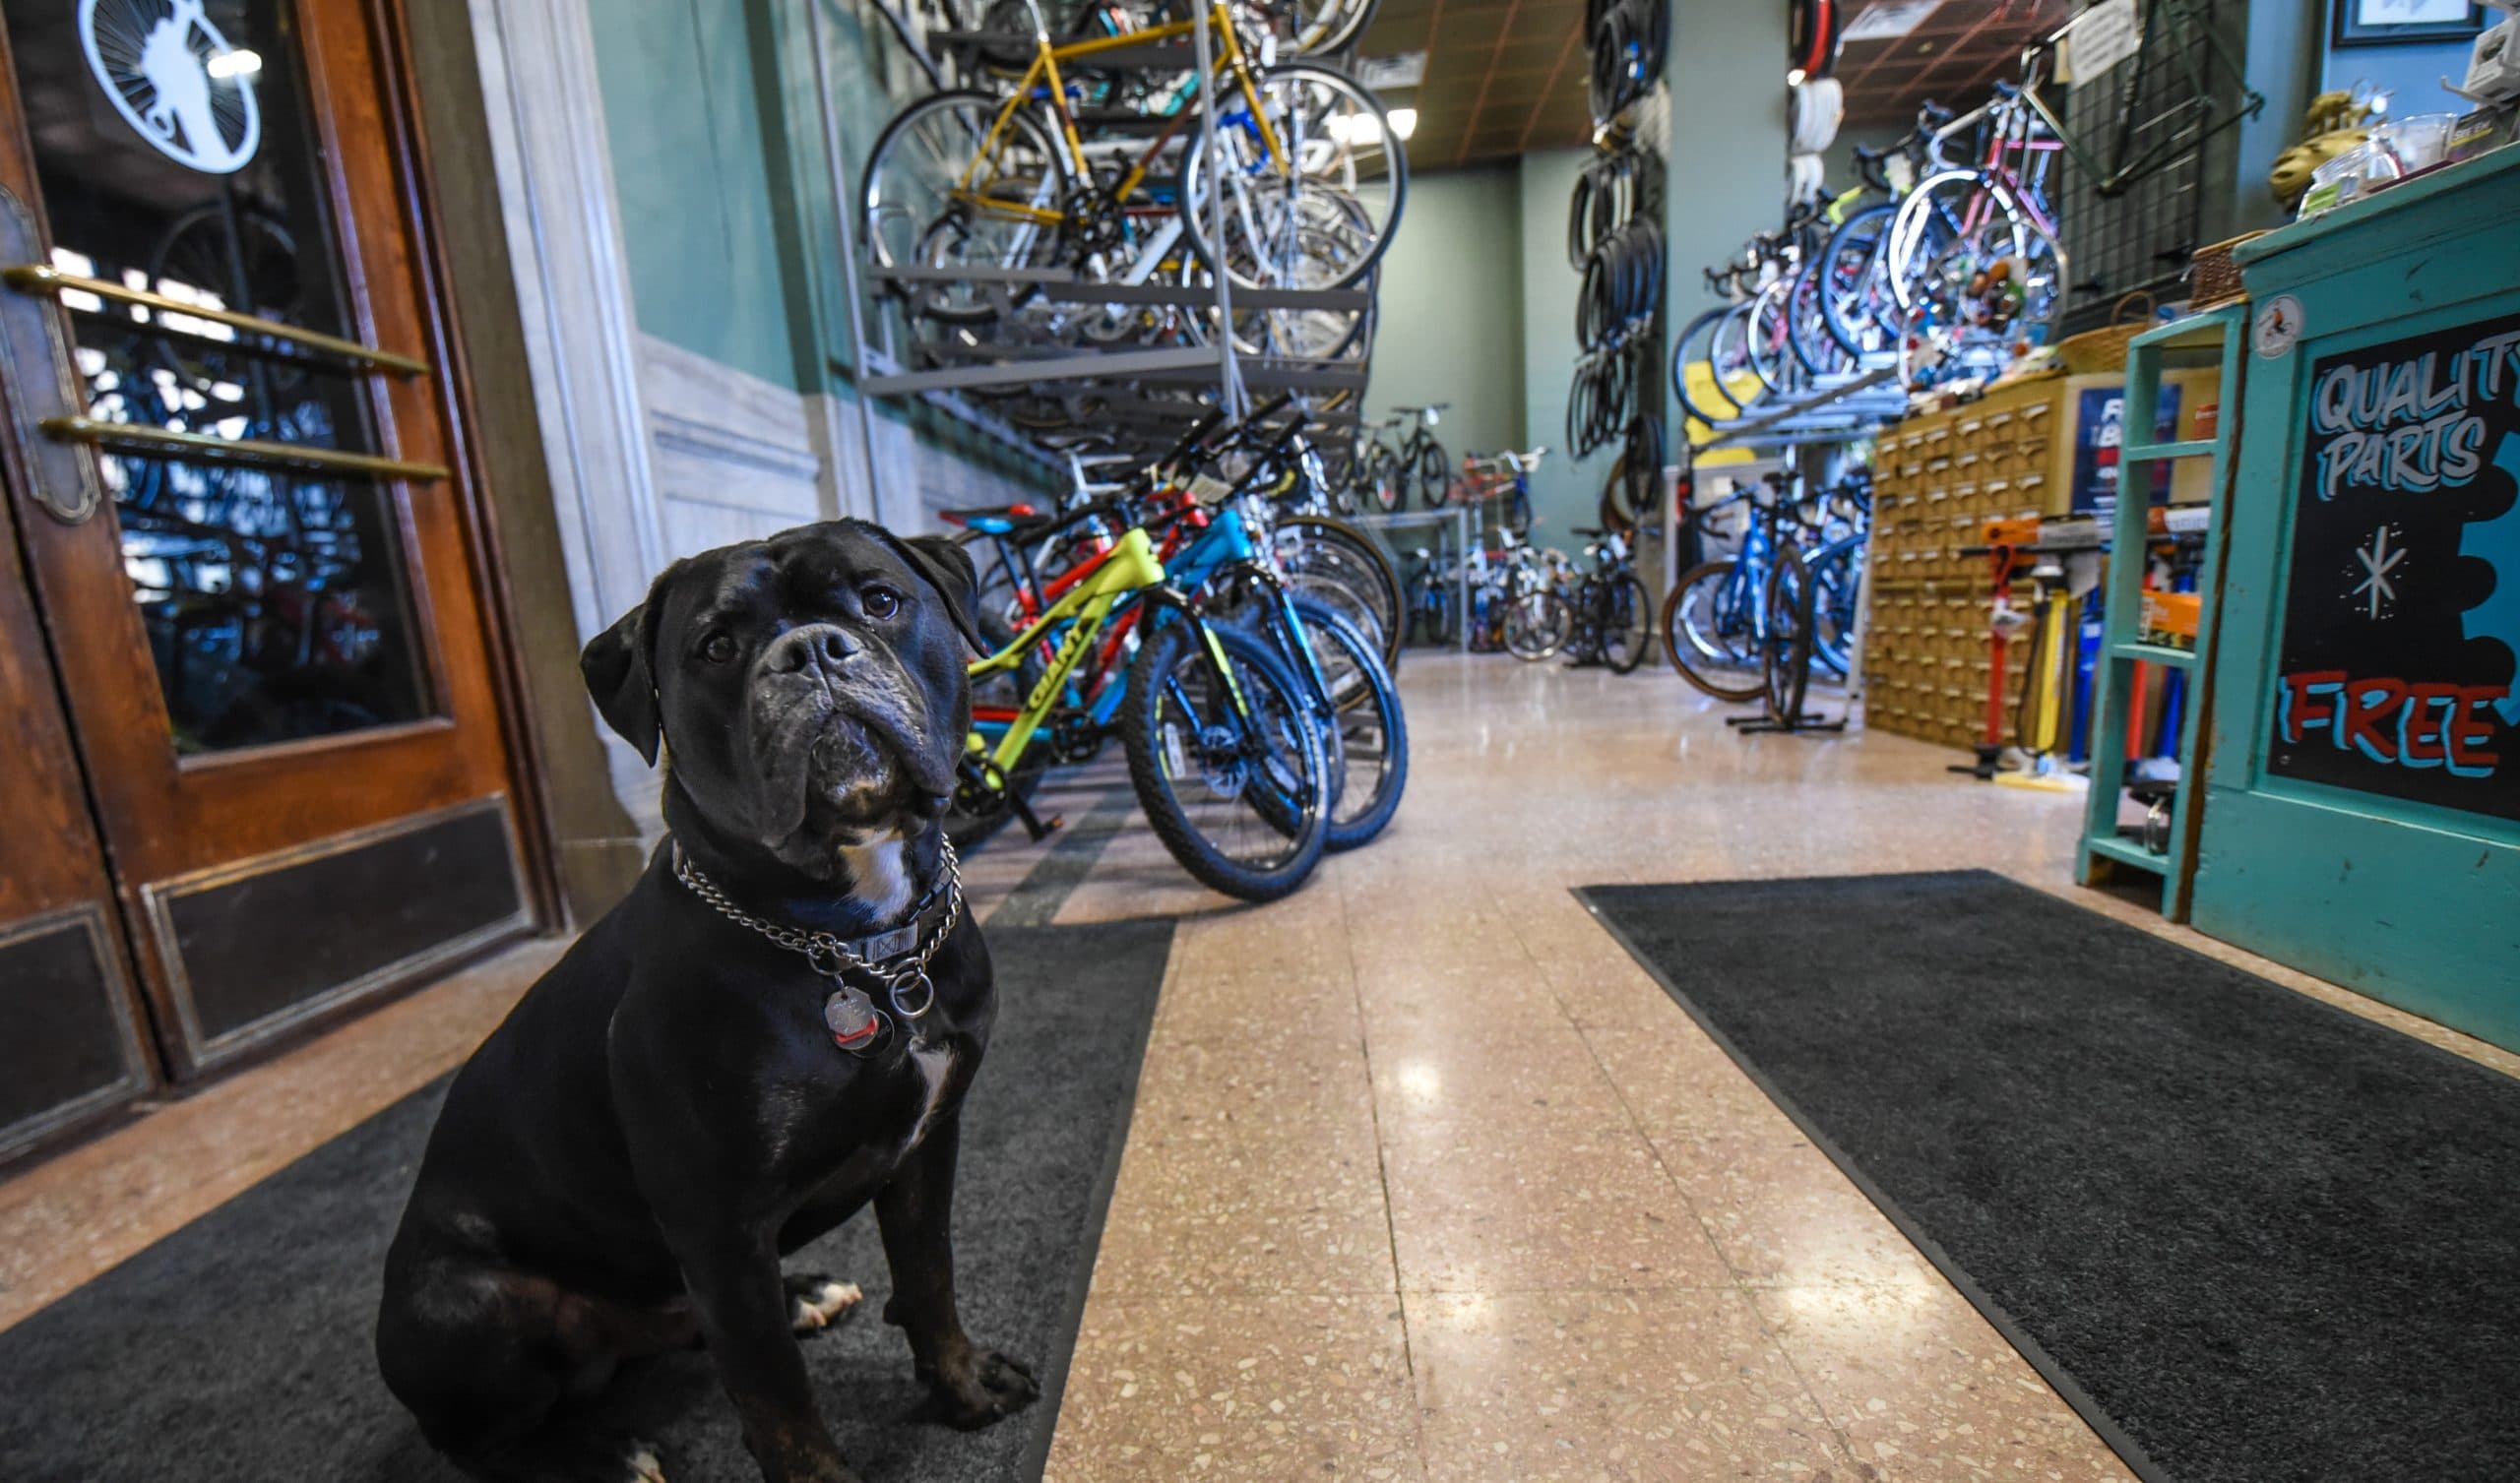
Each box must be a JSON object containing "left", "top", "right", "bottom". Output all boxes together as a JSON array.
[
  {"left": 591, "top": 0, "right": 801, "bottom": 389},
  {"left": 586, "top": 0, "right": 1050, "bottom": 490},
  {"left": 1517, "top": 148, "right": 1618, "bottom": 545},
  {"left": 1364, "top": 164, "right": 1527, "bottom": 497},
  {"left": 1663, "top": 1, "right": 1789, "bottom": 454}
]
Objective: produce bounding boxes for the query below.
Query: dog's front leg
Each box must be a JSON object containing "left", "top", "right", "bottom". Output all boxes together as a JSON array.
[
  {"left": 877, "top": 1113, "right": 1041, "bottom": 1428},
  {"left": 672, "top": 1224, "right": 863, "bottom": 1483}
]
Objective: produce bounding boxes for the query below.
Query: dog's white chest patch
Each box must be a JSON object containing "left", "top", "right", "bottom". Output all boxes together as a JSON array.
[
  {"left": 839, "top": 837, "right": 913, "bottom": 921},
  {"left": 904, "top": 1041, "right": 957, "bottom": 1150}
]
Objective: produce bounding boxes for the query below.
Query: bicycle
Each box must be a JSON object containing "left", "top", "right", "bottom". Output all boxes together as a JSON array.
[
  {"left": 1449, "top": 446, "right": 1544, "bottom": 530},
  {"left": 1557, "top": 527, "right": 1651, "bottom": 673},
  {"left": 861, "top": 0, "right": 1406, "bottom": 326},
  {"left": 1350, "top": 403, "right": 1452, "bottom": 512},
  {"left": 1877, "top": 60, "right": 2068, "bottom": 387},
  {"left": 949, "top": 401, "right": 1407, "bottom": 860},
  {"left": 1663, "top": 471, "right": 1868, "bottom": 702}
]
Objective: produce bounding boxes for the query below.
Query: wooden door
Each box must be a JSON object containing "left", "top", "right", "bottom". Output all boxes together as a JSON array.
[
  {"left": 0, "top": 487, "right": 155, "bottom": 1164},
  {"left": 0, "top": 0, "right": 540, "bottom": 1099}
]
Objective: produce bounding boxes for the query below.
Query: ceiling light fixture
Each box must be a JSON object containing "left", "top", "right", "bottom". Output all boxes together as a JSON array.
[{"left": 1387, "top": 106, "right": 1418, "bottom": 140}]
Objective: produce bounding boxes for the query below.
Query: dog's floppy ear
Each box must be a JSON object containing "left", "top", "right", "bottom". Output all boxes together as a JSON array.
[
  {"left": 581, "top": 600, "right": 662, "bottom": 766},
  {"left": 857, "top": 523, "right": 985, "bottom": 656}
]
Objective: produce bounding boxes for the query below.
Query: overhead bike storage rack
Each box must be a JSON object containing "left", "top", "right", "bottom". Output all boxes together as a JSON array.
[{"left": 809, "top": 0, "right": 1382, "bottom": 479}]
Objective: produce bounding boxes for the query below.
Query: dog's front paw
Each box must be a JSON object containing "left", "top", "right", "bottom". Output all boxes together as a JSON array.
[{"left": 922, "top": 1345, "right": 1040, "bottom": 1430}]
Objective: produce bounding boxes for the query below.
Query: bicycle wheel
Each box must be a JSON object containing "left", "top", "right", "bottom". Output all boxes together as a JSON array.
[
  {"left": 1762, "top": 546, "right": 1816, "bottom": 724},
  {"left": 1285, "top": 596, "right": 1408, "bottom": 850},
  {"left": 1710, "top": 301, "right": 1763, "bottom": 412},
  {"left": 1276, "top": 515, "right": 1403, "bottom": 671},
  {"left": 1885, "top": 170, "right": 2064, "bottom": 382},
  {"left": 1418, "top": 576, "right": 1457, "bottom": 647},
  {"left": 1503, "top": 588, "right": 1571, "bottom": 660},
  {"left": 1177, "top": 64, "right": 1406, "bottom": 292},
  {"left": 1285, "top": 0, "right": 1382, "bottom": 55},
  {"left": 1357, "top": 443, "right": 1401, "bottom": 512},
  {"left": 1122, "top": 616, "right": 1329, "bottom": 901},
  {"left": 1745, "top": 277, "right": 1800, "bottom": 398},
  {"left": 1803, "top": 531, "right": 1865, "bottom": 677},
  {"left": 1815, "top": 201, "right": 1898, "bottom": 361},
  {"left": 1662, "top": 558, "right": 1764, "bottom": 701},
  {"left": 1670, "top": 305, "right": 1743, "bottom": 427},
  {"left": 1417, "top": 438, "right": 1451, "bottom": 509},
  {"left": 862, "top": 91, "right": 1066, "bottom": 325},
  {"left": 1601, "top": 571, "right": 1653, "bottom": 674}
]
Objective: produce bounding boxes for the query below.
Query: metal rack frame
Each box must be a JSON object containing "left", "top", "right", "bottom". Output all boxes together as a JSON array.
[{"left": 809, "top": 0, "right": 1379, "bottom": 476}]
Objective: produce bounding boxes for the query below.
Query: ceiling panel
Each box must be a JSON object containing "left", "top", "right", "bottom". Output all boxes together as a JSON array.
[
  {"left": 1348, "top": 0, "right": 2071, "bottom": 170},
  {"left": 1835, "top": 0, "right": 2072, "bottom": 128},
  {"left": 1353, "top": 0, "right": 1594, "bottom": 169}
]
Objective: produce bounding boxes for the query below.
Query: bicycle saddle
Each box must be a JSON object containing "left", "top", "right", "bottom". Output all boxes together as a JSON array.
[{"left": 936, "top": 502, "right": 1043, "bottom": 534}]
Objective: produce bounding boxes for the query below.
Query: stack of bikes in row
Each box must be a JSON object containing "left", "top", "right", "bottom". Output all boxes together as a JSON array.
[
  {"left": 859, "top": 0, "right": 1406, "bottom": 439},
  {"left": 1675, "top": 58, "right": 2070, "bottom": 426},
  {"left": 938, "top": 394, "right": 1411, "bottom": 901},
  {"left": 1390, "top": 466, "right": 1873, "bottom": 733},
  {"left": 1336, "top": 402, "right": 1544, "bottom": 529},
  {"left": 1663, "top": 469, "right": 1871, "bottom": 724}
]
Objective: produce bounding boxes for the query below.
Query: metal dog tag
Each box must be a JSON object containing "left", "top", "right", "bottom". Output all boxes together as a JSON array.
[{"left": 823, "top": 985, "right": 885, "bottom": 1054}]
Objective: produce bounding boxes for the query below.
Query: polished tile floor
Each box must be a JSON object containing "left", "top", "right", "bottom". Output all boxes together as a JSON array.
[{"left": 6, "top": 652, "right": 2513, "bottom": 1481}]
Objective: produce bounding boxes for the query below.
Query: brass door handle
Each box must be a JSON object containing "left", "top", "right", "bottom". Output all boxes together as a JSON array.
[
  {"left": 38, "top": 418, "right": 448, "bottom": 483},
  {"left": 0, "top": 189, "right": 103, "bottom": 524},
  {"left": 3, "top": 263, "right": 428, "bottom": 378}
]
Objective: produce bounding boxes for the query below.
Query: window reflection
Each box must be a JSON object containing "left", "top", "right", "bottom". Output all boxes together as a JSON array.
[{"left": 5, "top": 0, "right": 432, "bottom": 754}]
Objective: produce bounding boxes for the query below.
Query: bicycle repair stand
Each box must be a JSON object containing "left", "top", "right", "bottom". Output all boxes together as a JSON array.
[{"left": 1728, "top": 704, "right": 1847, "bottom": 736}]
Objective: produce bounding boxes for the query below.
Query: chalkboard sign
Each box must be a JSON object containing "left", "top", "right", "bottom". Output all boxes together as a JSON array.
[{"left": 2269, "top": 309, "right": 2520, "bottom": 822}]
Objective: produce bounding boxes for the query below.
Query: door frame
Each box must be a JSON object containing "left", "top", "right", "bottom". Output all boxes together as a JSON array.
[{"left": 0, "top": 0, "right": 561, "bottom": 1092}]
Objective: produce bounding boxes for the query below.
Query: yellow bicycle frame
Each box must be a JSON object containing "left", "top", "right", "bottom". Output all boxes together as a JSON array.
[
  {"left": 956, "top": 0, "right": 1289, "bottom": 227},
  {"left": 966, "top": 526, "right": 1166, "bottom": 776}
]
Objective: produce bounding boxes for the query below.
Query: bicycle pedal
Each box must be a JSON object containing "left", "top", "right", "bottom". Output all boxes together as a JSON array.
[{"left": 1009, "top": 793, "right": 1064, "bottom": 841}]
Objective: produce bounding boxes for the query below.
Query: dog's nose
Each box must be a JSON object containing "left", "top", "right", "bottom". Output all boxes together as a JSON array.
[{"left": 766, "top": 623, "right": 859, "bottom": 676}]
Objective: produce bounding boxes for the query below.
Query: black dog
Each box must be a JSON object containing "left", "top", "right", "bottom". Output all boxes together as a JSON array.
[{"left": 377, "top": 520, "right": 1037, "bottom": 1483}]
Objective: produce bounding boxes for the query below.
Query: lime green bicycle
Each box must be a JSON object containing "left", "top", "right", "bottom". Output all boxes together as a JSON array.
[{"left": 957, "top": 525, "right": 1331, "bottom": 901}]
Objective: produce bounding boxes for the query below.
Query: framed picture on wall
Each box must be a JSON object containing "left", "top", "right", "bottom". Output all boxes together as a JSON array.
[{"left": 2330, "top": 0, "right": 2487, "bottom": 46}]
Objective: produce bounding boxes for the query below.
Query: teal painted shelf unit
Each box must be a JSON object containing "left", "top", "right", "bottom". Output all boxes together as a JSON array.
[{"left": 2075, "top": 302, "right": 2248, "bottom": 918}]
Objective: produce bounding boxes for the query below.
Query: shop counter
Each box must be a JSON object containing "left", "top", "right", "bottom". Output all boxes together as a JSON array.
[{"left": 2194, "top": 147, "right": 2520, "bottom": 1051}]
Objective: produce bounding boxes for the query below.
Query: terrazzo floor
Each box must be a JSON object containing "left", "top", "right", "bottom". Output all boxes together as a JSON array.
[{"left": 6, "top": 651, "right": 2512, "bottom": 1481}]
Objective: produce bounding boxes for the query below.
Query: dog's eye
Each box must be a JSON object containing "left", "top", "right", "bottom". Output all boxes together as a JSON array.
[
  {"left": 700, "top": 633, "right": 738, "bottom": 664},
  {"left": 862, "top": 587, "right": 901, "bottom": 619}
]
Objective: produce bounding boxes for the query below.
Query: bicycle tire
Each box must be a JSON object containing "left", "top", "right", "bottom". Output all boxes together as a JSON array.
[
  {"left": 1670, "top": 306, "right": 1741, "bottom": 428},
  {"left": 1417, "top": 438, "right": 1451, "bottom": 509},
  {"left": 1502, "top": 588, "right": 1571, "bottom": 660},
  {"left": 1803, "top": 530, "right": 1865, "bottom": 677},
  {"left": 1815, "top": 201, "right": 1896, "bottom": 360},
  {"left": 1762, "top": 545, "right": 1816, "bottom": 724},
  {"left": 1602, "top": 572, "right": 1653, "bottom": 674},
  {"left": 1175, "top": 64, "right": 1406, "bottom": 292},
  {"left": 1121, "top": 617, "right": 1329, "bottom": 901},
  {"left": 1285, "top": 595, "right": 1408, "bottom": 850},
  {"left": 862, "top": 91, "right": 1065, "bottom": 326},
  {"left": 1277, "top": 515, "right": 1404, "bottom": 673},
  {"left": 1662, "top": 558, "right": 1765, "bottom": 701},
  {"left": 1292, "top": 0, "right": 1382, "bottom": 55}
]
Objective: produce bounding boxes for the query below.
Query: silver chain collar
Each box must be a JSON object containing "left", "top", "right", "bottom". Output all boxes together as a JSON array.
[{"left": 670, "top": 835, "right": 963, "bottom": 1021}]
